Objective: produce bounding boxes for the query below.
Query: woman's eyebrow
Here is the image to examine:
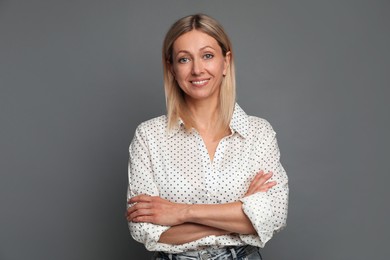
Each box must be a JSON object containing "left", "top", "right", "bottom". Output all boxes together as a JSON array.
[
  {"left": 176, "top": 50, "right": 191, "bottom": 55},
  {"left": 174, "top": 45, "right": 216, "bottom": 58},
  {"left": 199, "top": 45, "right": 215, "bottom": 51},
  {"left": 174, "top": 50, "right": 191, "bottom": 60}
]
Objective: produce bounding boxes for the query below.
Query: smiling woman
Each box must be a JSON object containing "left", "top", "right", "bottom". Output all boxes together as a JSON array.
[
  {"left": 126, "top": 14, "right": 288, "bottom": 260},
  {"left": 170, "top": 30, "right": 230, "bottom": 106},
  {"left": 162, "top": 14, "right": 236, "bottom": 134}
]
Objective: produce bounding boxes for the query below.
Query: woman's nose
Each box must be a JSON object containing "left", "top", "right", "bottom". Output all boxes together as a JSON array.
[{"left": 191, "top": 58, "right": 204, "bottom": 75}]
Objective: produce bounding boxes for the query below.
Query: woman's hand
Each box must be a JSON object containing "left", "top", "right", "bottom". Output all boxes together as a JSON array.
[
  {"left": 126, "top": 195, "right": 189, "bottom": 226},
  {"left": 245, "top": 170, "right": 277, "bottom": 197}
]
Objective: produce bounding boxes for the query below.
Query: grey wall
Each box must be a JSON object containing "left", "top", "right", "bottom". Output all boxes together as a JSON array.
[{"left": 1, "top": 0, "right": 389, "bottom": 259}]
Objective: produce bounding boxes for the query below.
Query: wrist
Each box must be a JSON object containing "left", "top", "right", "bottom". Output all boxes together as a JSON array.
[
  {"left": 179, "top": 203, "right": 193, "bottom": 224},
  {"left": 182, "top": 204, "right": 196, "bottom": 223}
]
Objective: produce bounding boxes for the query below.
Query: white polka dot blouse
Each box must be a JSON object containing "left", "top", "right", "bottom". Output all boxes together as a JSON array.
[{"left": 127, "top": 103, "right": 289, "bottom": 253}]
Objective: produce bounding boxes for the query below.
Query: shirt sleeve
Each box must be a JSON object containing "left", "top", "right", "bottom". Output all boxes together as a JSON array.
[
  {"left": 127, "top": 124, "right": 170, "bottom": 251},
  {"left": 238, "top": 124, "right": 289, "bottom": 247}
]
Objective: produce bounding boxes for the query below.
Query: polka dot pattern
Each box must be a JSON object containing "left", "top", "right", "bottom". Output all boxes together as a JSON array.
[{"left": 127, "top": 103, "right": 289, "bottom": 253}]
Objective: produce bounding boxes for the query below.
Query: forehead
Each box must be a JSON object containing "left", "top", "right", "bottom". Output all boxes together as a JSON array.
[{"left": 172, "top": 30, "right": 221, "bottom": 53}]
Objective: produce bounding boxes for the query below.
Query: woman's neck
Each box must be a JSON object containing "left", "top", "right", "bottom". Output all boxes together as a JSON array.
[{"left": 184, "top": 97, "right": 230, "bottom": 140}]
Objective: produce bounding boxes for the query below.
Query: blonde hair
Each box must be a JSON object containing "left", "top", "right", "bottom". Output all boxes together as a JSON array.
[{"left": 162, "top": 14, "right": 236, "bottom": 131}]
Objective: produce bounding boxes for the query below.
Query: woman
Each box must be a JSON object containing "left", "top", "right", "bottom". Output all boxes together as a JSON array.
[{"left": 126, "top": 14, "right": 288, "bottom": 260}]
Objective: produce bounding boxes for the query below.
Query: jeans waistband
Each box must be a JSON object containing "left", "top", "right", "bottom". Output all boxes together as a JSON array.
[{"left": 155, "top": 245, "right": 259, "bottom": 260}]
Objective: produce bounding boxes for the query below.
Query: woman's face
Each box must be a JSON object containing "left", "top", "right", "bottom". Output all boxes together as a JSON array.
[{"left": 170, "top": 30, "right": 230, "bottom": 104}]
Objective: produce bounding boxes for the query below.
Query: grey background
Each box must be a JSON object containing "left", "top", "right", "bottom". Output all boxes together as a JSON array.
[{"left": 1, "top": 0, "right": 389, "bottom": 259}]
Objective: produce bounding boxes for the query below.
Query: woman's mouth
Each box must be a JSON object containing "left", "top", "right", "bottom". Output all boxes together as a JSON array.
[{"left": 190, "top": 79, "right": 209, "bottom": 86}]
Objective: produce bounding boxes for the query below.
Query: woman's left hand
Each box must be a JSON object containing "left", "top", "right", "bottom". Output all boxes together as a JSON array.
[{"left": 126, "top": 195, "right": 189, "bottom": 226}]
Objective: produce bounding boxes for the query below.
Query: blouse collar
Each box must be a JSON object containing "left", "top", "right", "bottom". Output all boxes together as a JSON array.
[{"left": 168, "top": 103, "right": 249, "bottom": 138}]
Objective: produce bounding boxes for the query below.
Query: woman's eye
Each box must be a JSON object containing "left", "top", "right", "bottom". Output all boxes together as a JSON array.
[
  {"left": 203, "top": 53, "right": 214, "bottom": 59},
  {"left": 178, "top": 57, "right": 190, "bottom": 63}
]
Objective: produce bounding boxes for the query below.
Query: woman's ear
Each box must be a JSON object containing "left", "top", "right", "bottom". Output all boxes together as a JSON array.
[
  {"left": 223, "top": 51, "right": 231, "bottom": 76},
  {"left": 168, "top": 61, "right": 175, "bottom": 78}
]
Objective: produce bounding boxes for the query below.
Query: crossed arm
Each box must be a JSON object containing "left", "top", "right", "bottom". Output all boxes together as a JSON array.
[{"left": 126, "top": 170, "right": 276, "bottom": 245}]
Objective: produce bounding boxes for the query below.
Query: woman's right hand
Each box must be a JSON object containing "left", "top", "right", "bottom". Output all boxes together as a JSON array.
[{"left": 244, "top": 170, "right": 277, "bottom": 197}]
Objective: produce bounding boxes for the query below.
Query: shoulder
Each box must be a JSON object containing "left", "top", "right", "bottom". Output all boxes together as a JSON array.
[
  {"left": 130, "top": 115, "right": 168, "bottom": 148},
  {"left": 134, "top": 115, "right": 169, "bottom": 138},
  {"left": 233, "top": 104, "right": 277, "bottom": 139},
  {"left": 137, "top": 115, "right": 168, "bottom": 131},
  {"left": 247, "top": 115, "right": 276, "bottom": 139},
  {"left": 248, "top": 116, "right": 274, "bottom": 131}
]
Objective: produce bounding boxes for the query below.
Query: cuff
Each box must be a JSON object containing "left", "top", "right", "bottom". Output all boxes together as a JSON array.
[{"left": 239, "top": 192, "right": 274, "bottom": 247}]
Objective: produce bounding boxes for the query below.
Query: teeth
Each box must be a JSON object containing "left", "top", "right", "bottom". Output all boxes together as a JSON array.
[{"left": 192, "top": 80, "right": 208, "bottom": 85}]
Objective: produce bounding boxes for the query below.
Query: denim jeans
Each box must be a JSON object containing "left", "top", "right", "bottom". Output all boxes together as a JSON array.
[{"left": 152, "top": 245, "right": 262, "bottom": 260}]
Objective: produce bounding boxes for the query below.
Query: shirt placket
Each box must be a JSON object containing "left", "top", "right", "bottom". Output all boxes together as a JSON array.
[
  {"left": 194, "top": 130, "right": 228, "bottom": 204},
  {"left": 193, "top": 131, "right": 212, "bottom": 203},
  {"left": 211, "top": 136, "right": 228, "bottom": 204}
]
